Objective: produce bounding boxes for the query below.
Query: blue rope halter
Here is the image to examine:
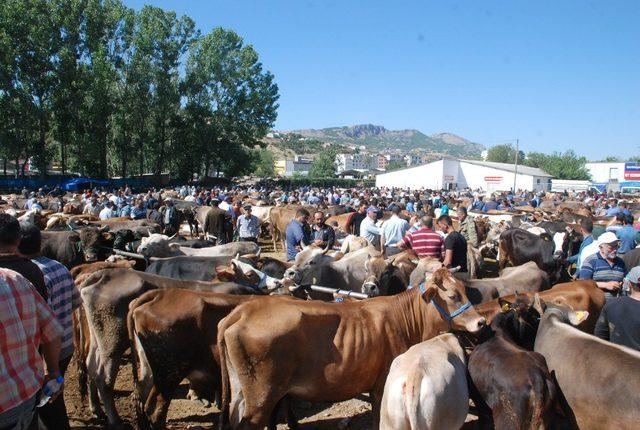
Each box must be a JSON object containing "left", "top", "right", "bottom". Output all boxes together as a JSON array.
[{"left": 419, "top": 282, "right": 472, "bottom": 322}]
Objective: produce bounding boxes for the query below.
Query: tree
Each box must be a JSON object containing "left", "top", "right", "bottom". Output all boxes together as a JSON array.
[
  {"left": 486, "top": 144, "right": 524, "bottom": 164},
  {"left": 308, "top": 146, "right": 337, "bottom": 178},
  {"left": 386, "top": 160, "right": 406, "bottom": 171},
  {"left": 524, "top": 150, "right": 590, "bottom": 180},
  {"left": 254, "top": 149, "right": 275, "bottom": 178}
]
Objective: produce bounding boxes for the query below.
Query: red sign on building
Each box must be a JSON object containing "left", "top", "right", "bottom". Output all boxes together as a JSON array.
[{"left": 484, "top": 176, "right": 503, "bottom": 182}]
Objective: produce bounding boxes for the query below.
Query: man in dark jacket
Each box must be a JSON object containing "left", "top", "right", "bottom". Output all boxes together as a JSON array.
[
  {"left": 203, "top": 199, "right": 232, "bottom": 245},
  {"left": 0, "top": 214, "right": 47, "bottom": 299}
]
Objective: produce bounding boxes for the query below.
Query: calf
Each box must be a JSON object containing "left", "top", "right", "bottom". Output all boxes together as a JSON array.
[
  {"left": 469, "top": 297, "right": 558, "bottom": 429},
  {"left": 380, "top": 333, "right": 468, "bottom": 430},
  {"left": 534, "top": 298, "right": 640, "bottom": 430}
]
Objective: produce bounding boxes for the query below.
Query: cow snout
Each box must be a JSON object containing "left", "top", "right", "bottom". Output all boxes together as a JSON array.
[
  {"left": 84, "top": 251, "right": 98, "bottom": 262},
  {"left": 361, "top": 282, "right": 379, "bottom": 297},
  {"left": 284, "top": 269, "right": 301, "bottom": 284}
]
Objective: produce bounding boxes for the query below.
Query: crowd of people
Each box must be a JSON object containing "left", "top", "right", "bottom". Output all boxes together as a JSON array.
[{"left": 1, "top": 182, "right": 639, "bottom": 428}]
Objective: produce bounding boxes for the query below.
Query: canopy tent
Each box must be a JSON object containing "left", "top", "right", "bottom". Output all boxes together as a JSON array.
[{"left": 61, "top": 177, "right": 110, "bottom": 191}]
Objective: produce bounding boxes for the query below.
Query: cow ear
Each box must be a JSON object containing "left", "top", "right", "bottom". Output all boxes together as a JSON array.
[
  {"left": 169, "top": 243, "right": 181, "bottom": 251},
  {"left": 430, "top": 269, "right": 446, "bottom": 291},
  {"left": 533, "top": 293, "right": 545, "bottom": 315},
  {"left": 102, "top": 232, "right": 114, "bottom": 241},
  {"left": 420, "top": 282, "right": 438, "bottom": 300},
  {"left": 568, "top": 310, "right": 589, "bottom": 326}
]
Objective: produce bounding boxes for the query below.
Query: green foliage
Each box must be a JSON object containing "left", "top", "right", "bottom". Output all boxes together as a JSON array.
[
  {"left": 267, "top": 177, "right": 375, "bottom": 188},
  {"left": 308, "top": 146, "right": 338, "bottom": 178},
  {"left": 254, "top": 149, "right": 275, "bottom": 178},
  {"left": 523, "top": 150, "right": 590, "bottom": 180},
  {"left": 0, "top": 0, "right": 278, "bottom": 179},
  {"left": 386, "top": 160, "right": 407, "bottom": 171},
  {"left": 486, "top": 144, "right": 525, "bottom": 164}
]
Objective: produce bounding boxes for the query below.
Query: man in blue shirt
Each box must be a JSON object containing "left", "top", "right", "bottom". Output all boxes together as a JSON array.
[
  {"left": 381, "top": 205, "right": 409, "bottom": 256},
  {"left": 285, "top": 209, "right": 311, "bottom": 261},
  {"left": 579, "top": 232, "right": 627, "bottom": 300},
  {"left": 482, "top": 196, "right": 498, "bottom": 212},
  {"left": 567, "top": 218, "right": 594, "bottom": 265},
  {"left": 616, "top": 214, "right": 637, "bottom": 255}
]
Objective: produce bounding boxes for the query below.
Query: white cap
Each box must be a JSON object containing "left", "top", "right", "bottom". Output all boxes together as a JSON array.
[{"left": 597, "top": 232, "right": 620, "bottom": 246}]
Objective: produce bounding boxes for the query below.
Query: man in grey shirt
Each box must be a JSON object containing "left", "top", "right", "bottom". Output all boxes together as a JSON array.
[{"left": 235, "top": 206, "right": 260, "bottom": 243}]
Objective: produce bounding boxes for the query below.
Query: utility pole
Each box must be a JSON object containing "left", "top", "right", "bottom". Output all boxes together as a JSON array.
[{"left": 513, "top": 139, "right": 519, "bottom": 193}]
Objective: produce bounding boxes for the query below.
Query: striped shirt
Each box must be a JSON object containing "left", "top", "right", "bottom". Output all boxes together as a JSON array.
[
  {"left": 578, "top": 252, "right": 626, "bottom": 295},
  {"left": 402, "top": 227, "right": 445, "bottom": 260},
  {"left": 32, "top": 257, "right": 82, "bottom": 360},
  {"left": 0, "top": 269, "right": 62, "bottom": 413}
]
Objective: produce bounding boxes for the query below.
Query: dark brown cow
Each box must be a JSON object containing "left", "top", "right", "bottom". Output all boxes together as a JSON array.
[
  {"left": 128, "top": 290, "right": 260, "bottom": 429},
  {"left": 218, "top": 268, "right": 486, "bottom": 428},
  {"left": 475, "top": 279, "right": 605, "bottom": 334},
  {"left": 469, "top": 297, "right": 558, "bottom": 429}
]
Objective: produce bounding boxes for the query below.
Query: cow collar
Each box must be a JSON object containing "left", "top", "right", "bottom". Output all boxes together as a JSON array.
[{"left": 418, "top": 282, "right": 472, "bottom": 322}]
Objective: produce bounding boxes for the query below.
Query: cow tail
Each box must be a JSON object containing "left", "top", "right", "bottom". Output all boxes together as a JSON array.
[
  {"left": 217, "top": 311, "right": 240, "bottom": 430},
  {"left": 127, "top": 294, "right": 152, "bottom": 430},
  {"left": 74, "top": 307, "right": 88, "bottom": 400},
  {"left": 404, "top": 368, "right": 421, "bottom": 430}
]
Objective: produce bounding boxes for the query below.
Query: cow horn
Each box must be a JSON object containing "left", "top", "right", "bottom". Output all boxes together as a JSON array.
[
  {"left": 147, "top": 228, "right": 153, "bottom": 236},
  {"left": 448, "top": 266, "right": 461, "bottom": 273},
  {"left": 168, "top": 232, "right": 178, "bottom": 240},
  {"left": 321, "top": 242, "right": 331, "bottom": 254}
]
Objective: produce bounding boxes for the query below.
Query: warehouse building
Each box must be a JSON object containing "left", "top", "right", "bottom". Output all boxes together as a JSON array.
[{"left": 375, "top": 158, "right": 552, "bottom": 192}]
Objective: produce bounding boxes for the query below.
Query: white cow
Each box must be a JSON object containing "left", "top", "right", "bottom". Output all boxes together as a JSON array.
[{"left": 380, "top": 333, "right": 468, "bottom": 430}]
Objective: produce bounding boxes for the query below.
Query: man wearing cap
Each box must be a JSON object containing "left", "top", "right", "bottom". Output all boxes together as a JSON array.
[
  {"left": 594, "top": 266, "right": 640, "bottom": 351},
  {"left": 359, "top": 206, "right": 382, "bottom": 248},
  {"left": 203, "top": 198, "right": 232, "bottom": 245},
  {"left": 235, "top": 206, "right": 260, "bottom": 243},
  {"left": 579, "top": 232, "right": 626, "bottom": 299}
]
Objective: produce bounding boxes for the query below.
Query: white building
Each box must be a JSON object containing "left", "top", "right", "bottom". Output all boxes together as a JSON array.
[
  {"left": 335, "top": 153, "right": 376, "bottom": 173},
  {"left": 585, "top": 162, "right": 640, "bottom": 183},
  {"left": 375, "top": 159, "right": 552, "bottom": 192},
  {"left": 274, "top": 156, "right": 313, "bottom": 177}
]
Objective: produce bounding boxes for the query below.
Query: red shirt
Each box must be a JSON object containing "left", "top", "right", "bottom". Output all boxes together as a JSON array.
[
  {"left": 402, "top": 227, "right": 445, "bottom": 260},
  {"left": 0, "top": 269, "right": 62, "bottom": 413}
]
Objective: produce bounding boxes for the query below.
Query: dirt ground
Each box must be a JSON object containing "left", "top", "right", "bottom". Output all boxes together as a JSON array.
[{"left": 65, "top": 238, "right": 480, "bottom": 429}]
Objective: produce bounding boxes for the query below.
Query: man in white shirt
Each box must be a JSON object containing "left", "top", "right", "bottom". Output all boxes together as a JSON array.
[
  {"left": 359, "top": 206, "right": 381, "bottom": 249},
  {"left": 381, "top": 205, "right": 409, "bottom": 256},
  {"left": 99, "top": 202, "right": 115, "bottom": 220}
]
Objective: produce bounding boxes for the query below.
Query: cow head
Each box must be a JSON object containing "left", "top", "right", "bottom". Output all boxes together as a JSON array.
[
  {"left": 78, "top": 227, "right": 114, "bottom": 262},
  {"left": 361, "top": 254, "right": 393, "bottom": 297},
  {"left": 283, "top": 245, "right": 334, "bottom": 286},
  {"left": 420, "top": 267, "right": 486, "bottom": 334},
  {"left": 533, "top": 293, "right": 589, "bottom": 327},
  {"left": 215, "top": 258, "right": 282, "bottom": 292},
  {"left": 136, "top": 233, "right": 180, "bottom": 258},
  {"left": 493, "top": 294, "right": 541, "bottom": 350}
]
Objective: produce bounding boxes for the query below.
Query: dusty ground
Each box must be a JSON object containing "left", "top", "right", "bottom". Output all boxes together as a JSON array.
[{"left": 65, "top": 238, "right": 480, "bottom": 429}]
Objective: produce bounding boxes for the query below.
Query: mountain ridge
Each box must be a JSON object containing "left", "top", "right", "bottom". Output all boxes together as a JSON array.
[{"left": 281, "top": 124, "right": 484, "bottom": 157}]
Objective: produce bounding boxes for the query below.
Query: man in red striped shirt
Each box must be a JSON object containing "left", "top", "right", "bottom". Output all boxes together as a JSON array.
[{"left": 395, "top": 215, "right": 444, "bottom": 260}]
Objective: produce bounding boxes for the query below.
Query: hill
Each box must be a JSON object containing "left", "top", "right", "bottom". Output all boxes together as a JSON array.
[{"left": 277, "top": 124, "right": 484, "bottom": 157}]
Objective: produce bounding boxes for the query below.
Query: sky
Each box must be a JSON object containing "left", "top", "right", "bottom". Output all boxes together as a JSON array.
[{"left": 123, "top": 0, "right": 639, "bottom": 161}]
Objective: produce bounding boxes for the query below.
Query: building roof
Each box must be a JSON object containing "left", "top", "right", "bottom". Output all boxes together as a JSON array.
[{"left": 460, "top": 159, "right": 553, "bottom": 177}]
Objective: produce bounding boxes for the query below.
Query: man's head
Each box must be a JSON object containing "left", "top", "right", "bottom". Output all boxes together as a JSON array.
[
  {"left": 456, "top": 206, "right": 467, "bottom": 220},
  {"left": 579, "top": 218, "right": 593, "bottom": 235},
  {"left": 390, "top": 205, "right": 401, "bottom": 215},
  {"left": 627, "top": 266, "right": 640, "bottom": 294},
  {"left": 313, "top": 211, "right": 325, "bottom": 226},
  {"left": 614, "top": 213, "right": 625, "bottom": 225},
  {"left": 358, "top": 202, "right": 367, "bottom": 213},
  {"left": 597, "top": 232, "right": 620, "bottom": 260},
  {"left": 624, "top": 214, "right": 634, "bottom": 226},
  {"left": 437, "top": 215, "right": 453, "bottom": 232},
  {"left": 0, "top": 214, "right": 21, "bottom": 252},
  {"left": 295, "top": 208, "right": 310, "bottom": 223},
  {"left": 18, "top": 223, "right": 41, "bottom": 257},
  {"left": 366, "top": 206, "right": 378, "bottom": 219},
  {"left": 243, "top": 205, "right": 252, "bottom": 215},
  {"left": 420, "top": 215, "right": 434, "bottom": 229}
]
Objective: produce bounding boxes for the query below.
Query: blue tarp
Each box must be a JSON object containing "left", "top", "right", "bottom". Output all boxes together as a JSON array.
[{"left": 61, "top": 177, "right": 110, "bottom": 191}]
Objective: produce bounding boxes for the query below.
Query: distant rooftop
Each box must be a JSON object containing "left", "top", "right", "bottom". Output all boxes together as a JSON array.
[{"left": 460, "top": 159, "right": 553, "bottom": 177}]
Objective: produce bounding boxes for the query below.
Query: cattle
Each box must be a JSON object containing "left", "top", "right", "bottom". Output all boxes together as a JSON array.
[
  {"left": 410, "top": 260, "right": 549, "bottom": 305},
  {"left": 469, "top": 297, "right": 558, "bottom": 429},
  {"left": 217, "top": 268, "right": 486, "bottom": 428},
  {"left": 622, "top": 247, "right": 640, "bottom": 271},
  {"left": 325, "top": 212, "right": 355, "bottom": 233},
  {"left": 361, "top": 252, "right": 417, "bottom": 296},
  {"left": 146, "top": 255, "right": 234, "bottom": 281},
  {"left": 380, "top": 333, "right": 468, "bottom": 430},
  {"left": 136, "top": 233, "right": 259, "bottom": 258},
  {"left": 76, "top": 268, "right": 268, "bottom": 427},
  {"left": 40, "top": 228, "right": 113, "bottom": 267},
  {"left": 475, "top": 279, "right": 605, "bottom": 334},
  {"left": 498, "top": 228, "right": 569, "bottom": 283},
  {"left": 268, "top": 207, "right": 296, "bottom": 252},
  {"left": 70, "top": 259, "right": 136, "bottom": 285},
  {"left": 127, "top": 290, "right": 259, "bottom": 429},
  {"left": 339, "top": 234, "right": 369, "bottom": 253},
  {"left": 87, "top": 218, "right": 161, "bottom": 235},
  {"left": 283, "top": 245, "right": 381, "bottom": 296},
  {"left": 534, "top": 298, "right": 640, "bottom": 430}
]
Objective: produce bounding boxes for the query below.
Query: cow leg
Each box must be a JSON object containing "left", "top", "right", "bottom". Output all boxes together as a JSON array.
[
  {"left": 88, "top": 382, "right": 105, "bottom": 421},
  {"left": 95, "top": 355, "right": 126, "bottom": 428},
  {"left": 370, "top": 377, "right": 387, "bottom": 429},
  {"left": 498, "top": 243, "right": 509, "bottom": 271}
]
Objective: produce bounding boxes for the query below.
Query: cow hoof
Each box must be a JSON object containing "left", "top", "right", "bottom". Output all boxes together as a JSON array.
[
  {"left": 337, "top": 417, "right": 351, "bottom": 430},
  {"left": 199, "top": 398, "right": 211, "bottom": 408}
]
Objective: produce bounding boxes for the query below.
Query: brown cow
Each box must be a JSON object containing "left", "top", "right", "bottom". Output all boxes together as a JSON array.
[
  {"left": 70, "top": 259, "right": 136, "bottom": 285},
  {"left": 268, "top": 207, "right": 296, "bottom": 252},
  {"left": 218, "top": 268, "right": 486, "bottom": 429}
]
